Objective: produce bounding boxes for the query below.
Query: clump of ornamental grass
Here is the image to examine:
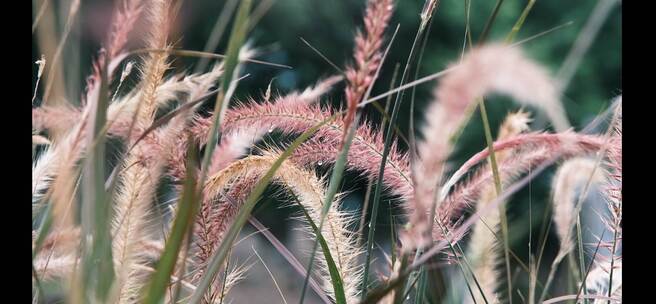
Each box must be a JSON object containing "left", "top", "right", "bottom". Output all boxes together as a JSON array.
[{"left": 32, "top": 0, "right": 621, "bottom": 303}]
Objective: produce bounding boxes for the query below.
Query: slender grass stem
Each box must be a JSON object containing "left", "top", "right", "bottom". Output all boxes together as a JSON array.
[
  {"left": 479, "top": 0, "right": 505, "bottom": 43},
  {"left": 478, "top": 98, "right": 512, "bottom": 303}
]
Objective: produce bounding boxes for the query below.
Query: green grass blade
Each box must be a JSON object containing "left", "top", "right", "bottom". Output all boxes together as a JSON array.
[
  {"left": 296, "top": 200, "right": 347, "bottom": 304},
  {"left": 80, "top": 54, "right": 114, "bottom": 302},
  {"left": 477, "top": 98, "right": 511, "bottom": 303},
  {"left": 188, "top": 113, "right": 337, "bottom": 304},
  {"left": 301, "top": 24, "right": 401, "bottom": 304},
  {"left": 195, "top": 0, "right": 241, "bottom": 73},
  {"left": 299, "top": 113, "right": 360, "bottom": 304},
  {"left": 142, "top": 140, "right": 199, "bottom": 304},
  {"left": 479, "top": 0, "right": 505, "bottom": 43},
  {"left": 359, "top": 271, "right": 409, "bottom": 304},
  {"left": 198, "top": 0, "right": 252, "bottom": 185},
  {"left": 361, "top": 19, "right": 430, "bottom": 299},
  {"left": 505, "top": 0, "right": 537, "bottom": 43}
]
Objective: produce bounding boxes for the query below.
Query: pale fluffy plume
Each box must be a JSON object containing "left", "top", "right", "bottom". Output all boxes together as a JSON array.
[
  {"left": 108, "top": 63, "right": 225, "bottom": 140},
  {"left": 343, "top": 0, "right": 394, "bottom": 142},
  {"left": 111, "top": 0, "right": 172, "bottom": 302},
  {"left": 465, "top": 111, "right": 531, "bottom": 304},
  {"left": 200, "top": 151, "right": 363, "bottom": 303},
  {"left": 589, "top": 101, "right": 622, "bottom": 304},
  {"left": 585, "top": 259, "right": 622, "bottom": 303},
  {"left": 33, "top": 228, "right": 164, "bottom": 282},
  {"left": 604, "top": 100, "right": 621, "bottom": 224},
  {"left": 34, "top": 253, "right": 78, "bottom": 282},
  {"left": 32, "top": 105, "right": 80, "bottom": 136},
  {"left": 32, "top": 0, "right": 145, "bottom": 233},
  {"left": 32, "top": 116, "right": 88, "bottom": 235},
  {"left": 134, "top": 0, "right": 171, "bottom": 126},
  {"left": 433, "top": 43, "right": 569, "bottom": 133},
  {"left": 33, "top": 65, "right": 225, "bottom": 138},
  {"left": 84, "top": 0, "right": 143, "bottom": 105},
  {"left": 30, "top": 66, "right": 222, "bottom": 208},
  {"left": 32, "top": 135, "right": 51, "bottom": 146},
  {"left": 551, "top": 157, "right": 606, "bottom": 257},
  {"left": 410, "top": 43, "right": 570, "bottom": 252},
  {"left": 34, "top": 229, "right": 80, "bottom": 281},
  {"left": 32, "top": 131, "right": 76, "bottom": 204}
]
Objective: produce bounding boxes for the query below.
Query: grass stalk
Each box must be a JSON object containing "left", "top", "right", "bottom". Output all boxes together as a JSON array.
[{"left": 477, "top": 98, "right": 511, "bottom": 303}]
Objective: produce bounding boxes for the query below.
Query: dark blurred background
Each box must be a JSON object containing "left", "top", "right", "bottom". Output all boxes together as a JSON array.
[{"left": 33, "top": 0, "right": 621, "bottom": 302}]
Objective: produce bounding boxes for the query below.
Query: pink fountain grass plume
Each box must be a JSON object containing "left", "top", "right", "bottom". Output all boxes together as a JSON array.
[
  {"left": 435, "top": 132, "right": 611, "bottom": 244},
  {"left": 84, "top": 0, "right": 143, "bottom": 106},
  {"left": 105, "top": 0, "right": 143, "bottom": 60},
  {"left": 190, "top": 75, "right": 343, "bottom": 143},
  {"left": 207, "top": 127, "right": 267, "bottom": 176},
  {"left": 192, "top": 174, "right": 256, "bottom": 294},
  {"left": 202, "top": 75, "right": 340, "bottom": 178},
  {"left": 172, "top": 74, "right": 410, "bottom": 199},
  {"left": 187, "top": 91, "right": 413, "bottom": 201},
  {"left": 408, "top": 43, "right": 570, "bottom": 252},
  {"left": 292, "top": 119, "right": 413, "bottom": 201},
  {"left": 163, "top": 75, "right": 342, "bottom": 182},
  {"left": 440, "top": 132, "right": 616, "bottom": 201},
  {"left": 32, "top": 105, "right": 81, "bottom": 138},
  {"left": 342, "top": 0, "right": 394, "bottom": 145}
]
